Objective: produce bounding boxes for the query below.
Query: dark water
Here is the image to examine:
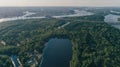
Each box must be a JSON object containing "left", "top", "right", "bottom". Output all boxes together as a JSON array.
[
  {"left": 11, "top": 55, "right": 19, "bottom": 67},
  {"left": 40, "top": 38, "right": 72, "bottom": 67}
]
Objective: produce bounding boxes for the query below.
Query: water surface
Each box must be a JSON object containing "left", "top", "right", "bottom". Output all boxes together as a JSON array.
[
  {"left": 0, "top": 10, "right": 94, "bottom": 23},
  {"left": 40, "top": 38, "right": 72, "bottom": 67},
  {"left": 11, "top": 55, "right": 19, "bottom": 67},
  {"left": 104, "top": 14, "right": 120, "bottom": 29}
]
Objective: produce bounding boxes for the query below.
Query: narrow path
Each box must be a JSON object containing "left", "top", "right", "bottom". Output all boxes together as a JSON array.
[{"left": 58, "top": 22, "right": 71, "bottom": 29}]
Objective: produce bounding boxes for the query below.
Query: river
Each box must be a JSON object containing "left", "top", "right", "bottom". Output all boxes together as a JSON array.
[
  {"left": 52, "top": 10, "right": 94, "bottom": 18},
  {"left": 40, "top": 38, "right": 73, "bottom": 67},
  {"left": 11, "top": 55, "right": 20, "bottom": 67},
  {"left": 0, "top": 10, "right": 94, "bottom": 23}
]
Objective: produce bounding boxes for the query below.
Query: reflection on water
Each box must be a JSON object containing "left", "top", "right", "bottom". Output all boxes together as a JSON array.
[
  {"left": 110, "top": 10, "right": 120, "bottom": 14},
  {"left": 0, "top": 11, "right": 45, "bottom": 23},
  {"left": 104, "top": 14, "right": 120, "bottom": 23},
  {"left": 11, "top": 55, "right": 19, "bottom": 67},
  {"left": 0, "top": 10, "right": 94, "bottom": 23},
  {"left": 104, "top": 14, "right": 120, "bottom": 29},
  {"left": 53, "top": 10, "right": 94, "bottom": 18},
  {"left": 40, "top": 38, "right": 72, "bottom": 67}
]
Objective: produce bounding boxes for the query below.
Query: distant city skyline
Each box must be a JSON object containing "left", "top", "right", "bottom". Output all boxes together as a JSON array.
[{"left": 0, "top": 0, "right": 120, "bottom": 7}]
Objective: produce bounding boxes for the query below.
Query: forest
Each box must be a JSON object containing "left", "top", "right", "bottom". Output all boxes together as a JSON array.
[{"left": 0, "top": 14, "right": 120, "bottom": 67}]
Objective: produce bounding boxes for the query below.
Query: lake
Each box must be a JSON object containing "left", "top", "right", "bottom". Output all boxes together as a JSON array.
[
  {"left": 40, "top": 38, "right": 73, "bottom": 67},
  {"left": 104, "top": 14, "right": 120, "bottom": 29}
]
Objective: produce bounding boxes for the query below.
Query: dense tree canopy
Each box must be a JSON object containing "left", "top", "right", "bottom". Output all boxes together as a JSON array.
[{"left": 0, "top": 13, "right": 120, "bottom": 67}]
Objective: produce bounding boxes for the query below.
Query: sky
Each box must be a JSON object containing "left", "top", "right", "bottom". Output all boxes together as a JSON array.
[{"left": 0, "top": 0, "right": 120, "bottom": 7}]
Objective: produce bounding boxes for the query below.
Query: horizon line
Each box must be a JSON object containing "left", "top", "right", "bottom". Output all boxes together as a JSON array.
[{"left": 0, "top": 6, "right": 120, "bottom": 7}]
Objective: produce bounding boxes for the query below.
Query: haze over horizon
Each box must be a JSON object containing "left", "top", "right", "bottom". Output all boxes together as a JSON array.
[{"left": 0, "top": 0, "right": 120, "bottom": 7}]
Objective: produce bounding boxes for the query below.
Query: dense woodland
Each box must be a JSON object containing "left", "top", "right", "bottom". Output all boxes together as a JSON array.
[
  {"left": 0, "top": 55, "right": 13, "bottom": 67},
  {"left": 118, "top": 18, "right": 120, "bottom": 21},
  {"left": 0, "top": 13, "right": 120, "bottom": 67}
]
